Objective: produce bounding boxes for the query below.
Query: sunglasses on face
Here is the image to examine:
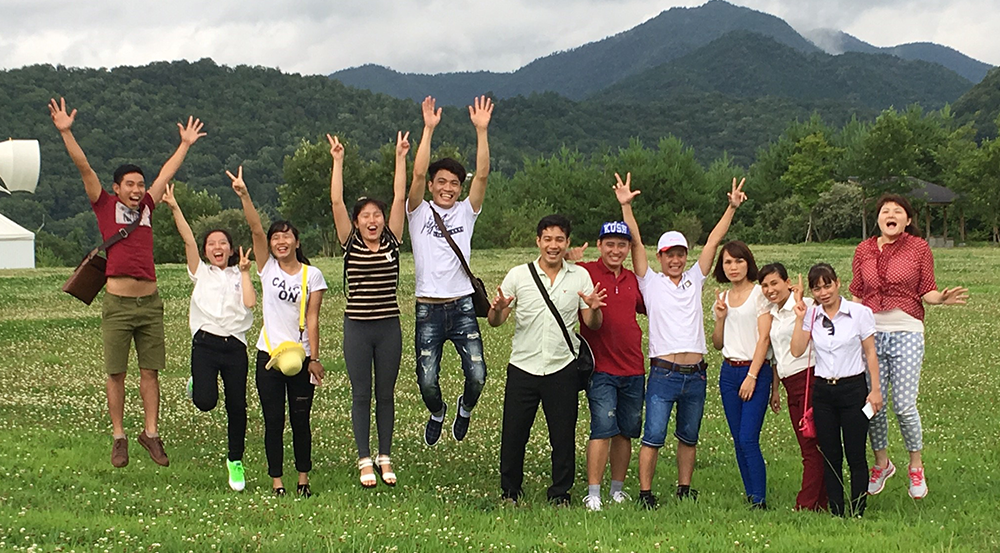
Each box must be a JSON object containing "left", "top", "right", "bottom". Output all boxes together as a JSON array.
[{"left": 821, "top": 316, "right": 835, "bottom": 336}]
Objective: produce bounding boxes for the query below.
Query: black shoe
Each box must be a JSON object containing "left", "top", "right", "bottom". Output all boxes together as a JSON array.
[
  {"left": 751, "top": 501, "right": 768, "bottom": 510},
  {"left": 549, "top": 494, "right": 571, "bottom": 507},
  {"left": 501, "top": 490, "right": 521, "bottom": 506},
  {"left": 676, "top": 486, "right": 699, "bottom": 501},
  {"left": 424, "top": 406, "right": 446, "bottom": 446},
  {"left": 297, "top": 484, "right": 312, "bottom": 498},
  {"left": 452, "top": 395, "right": 471, "bottom": 442},
  {"left": 273, "top": 487, "right": 286, "bottom": 497},
  {"left": 637, "top": 491, "right": 658, "bottom": 510}
]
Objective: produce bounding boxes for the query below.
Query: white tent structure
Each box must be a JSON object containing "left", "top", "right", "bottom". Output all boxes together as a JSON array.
[{"left": 0, "top": 213, "right": 34, "bottom": 269}]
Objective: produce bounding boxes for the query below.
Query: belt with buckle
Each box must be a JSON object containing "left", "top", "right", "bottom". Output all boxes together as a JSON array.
[
  {"left": 650, "top": 358, "right": 708, "bottom": 374},
  {"left": 724, "top": 358, "right": 752, "bottom": 367},
  {"left": 813, "top": 372, "right": 865, "bottom": 386}
]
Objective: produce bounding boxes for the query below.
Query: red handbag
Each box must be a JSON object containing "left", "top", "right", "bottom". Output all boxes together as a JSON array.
[{"left": 798, "top": 309, "right": 817, "bottom": 439}]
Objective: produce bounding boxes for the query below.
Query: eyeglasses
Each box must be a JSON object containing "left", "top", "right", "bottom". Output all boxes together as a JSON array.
[{"left": 821, "top": 316, "right": 835, "bottom": 336}]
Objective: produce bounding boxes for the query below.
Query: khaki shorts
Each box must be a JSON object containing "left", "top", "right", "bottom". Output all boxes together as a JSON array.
[{"left": 102, "top": 292, "right": 166, "bottom": 375}]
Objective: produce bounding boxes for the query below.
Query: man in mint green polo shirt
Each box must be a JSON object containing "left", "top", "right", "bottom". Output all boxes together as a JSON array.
[{"left": 488, "top": 214, "right": 607, "bottom": 505}]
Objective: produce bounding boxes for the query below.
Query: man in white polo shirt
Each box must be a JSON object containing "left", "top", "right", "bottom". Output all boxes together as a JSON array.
[
  {"left": 614, "top": 172, "right": 747, "bottom": 509},
  {"left": 489, "top": 214, "right": 607, "bottom": 505},
  {"left": 407, "top": 95, "right": 494, "bottom": 446}
]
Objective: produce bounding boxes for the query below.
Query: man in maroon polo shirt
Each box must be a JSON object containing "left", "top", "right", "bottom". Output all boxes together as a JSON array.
[{"left": 570, "top": 221, "right": 646, "bottom": 511}]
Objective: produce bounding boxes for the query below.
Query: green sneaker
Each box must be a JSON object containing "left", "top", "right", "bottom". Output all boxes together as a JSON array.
[
  {"left": 227, "top": 460, "right": 246, "bottom": 491},
  {"left": 186, "top": 377, "right": 194, "bottom": 402}
]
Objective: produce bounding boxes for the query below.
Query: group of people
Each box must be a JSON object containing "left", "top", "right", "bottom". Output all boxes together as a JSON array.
[{"left": 49, "top": 93, "right": 967, "bottom": 515}]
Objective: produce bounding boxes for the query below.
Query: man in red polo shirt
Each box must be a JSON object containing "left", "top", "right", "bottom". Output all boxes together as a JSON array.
[
  {"left": 570, "top": 221, "right": 646, "bottom": 511},
  {"left": 50, "top": 97, "right": 206, "bottom": 469}
]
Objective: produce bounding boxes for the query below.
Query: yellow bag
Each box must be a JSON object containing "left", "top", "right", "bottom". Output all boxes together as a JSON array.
[{"left": 263, "top": 265, "right": 309, "bottom": 376}]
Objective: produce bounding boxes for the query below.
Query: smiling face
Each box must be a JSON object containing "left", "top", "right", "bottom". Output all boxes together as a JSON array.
[
  {"left": 657, "top": 246, "right": 687, "bottom": 279},
  {"left": 598, "top": 236, "right": 630, "bottom": 271},
  {"left": 537, "top": 225, "right": 569, "bottom": 267},
  {"left": 760, "top": 271, "right": 792, "bottom": 305},
  {"left": 354, "top": 202, "right": 386, "bottom": 243},
  {"left": 810, "top": 278, "right": 841, "bottom": 308},
  {"left": 721, "top": 250, "right": 748, "bottom": 284},
  {"left": 428, "top": 169, "right": 462, "bottom": 209},
  {"left": 112, "top": 172, "right": 146, "bottom": 210},
  {"left": 878, "top": 201, "right": 911, "bottom": 240},
  {"left": 203, "top": 231, "right": 233, "bottom": 269},
  {"left": 269, "top": 229, "right": 299, "bottom": 262}
]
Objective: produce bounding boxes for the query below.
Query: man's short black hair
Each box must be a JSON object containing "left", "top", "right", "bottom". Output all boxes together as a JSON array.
[
  {"left": 113, "top": 164, "right": 145, "bottom": 184},
  {"left": 428, "top": 158, "right": 467, "bottom": 184},
  {"left": 536, "top": 214, "right": 572, "bottom": 238}
]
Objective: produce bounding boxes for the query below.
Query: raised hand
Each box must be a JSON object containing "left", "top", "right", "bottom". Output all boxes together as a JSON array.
[
  {"left": 728, "top": 177, "right": 747, "bottom": 209},
  {"left": 238, "top": 246, "right": 252, "bottom": 273},
  {"left": 327, "top": 134, "right": 344, "bottom": 162},
  {"left": 565, "top": 242, "right": 589, "bottom": 262},
  {"left": 48, "top": 97, "right": 77, "bottom": 132},
  {"left": 177, "top": 116, "right": 207, "bottom": 146},
  {"left": 396, "top": 131, "right": 411, "bottom": 157},
  {"left": 161, "top": 183, "right": 178, "bottom": 208},
  {"left": 714, "top": 290, "right": 729, "bottom": 320},
  {"left": 422, "top": 96, "right": 442, "bottom": 129},
  {"left": 613, "top": 172, "right": 640, "bottom": 206},
  {"left": 227, "top": 166, "right": 248, "bottom": 198},
  {"left": 792, "top": 274, "right": 808, "bottom": 318},
  {"left": 469, "top": 95, "right": 494, "bottom": 130},
  {"left": 579, "top": 285, "right": 608, "bottom": 311},
  {"left": 491, "top": 285, "right": 514, "bottom": 312},
  {"left": 940, "top": 286, "right": 969, "bottom": 305}
]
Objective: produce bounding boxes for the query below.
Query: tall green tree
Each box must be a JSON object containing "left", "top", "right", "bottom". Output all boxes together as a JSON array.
[{"left": 780, "top": 132, "right": 843, "bottom": 242}]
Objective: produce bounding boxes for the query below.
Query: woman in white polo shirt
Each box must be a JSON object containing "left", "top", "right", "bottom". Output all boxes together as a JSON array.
[
  {"left": 791, "top": 263, "right": 883, "bottom": 517},
  {"left": 758, "top": 263, "right": 827, "bottom": 511},
  {"left": 710, "top": 240, "right": 777, "bottom": 509},
  {"left": 162, "top": 183, "right": 254, "bottom": 492}
]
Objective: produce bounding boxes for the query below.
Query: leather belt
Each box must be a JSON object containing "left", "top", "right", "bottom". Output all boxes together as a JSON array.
[
  {"left": 724, "top": 358, "right": 752, "bottom": 367},
  {"left": 650, "top": 358, "right": 708, "bottom": 374},
  {"left": 813, "top": 373, "right": 865, "bottom": 386}
]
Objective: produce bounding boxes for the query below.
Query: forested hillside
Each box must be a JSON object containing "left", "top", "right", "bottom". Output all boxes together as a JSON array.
[{"left": 954, "top": 67, "right": 1000, "bottom": 139}]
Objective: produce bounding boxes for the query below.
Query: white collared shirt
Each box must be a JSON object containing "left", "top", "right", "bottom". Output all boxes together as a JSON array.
[
  {"left": 769, "top": 295, "right": 814, "bottom": 379},
  {"left": 637, "top": 265, "right": 708, "bottom": 358},
  {"left": 802, "top": 298, "right": 875, "bottom": 379},
  {"left": 500, "top": 259, "right": 594, "bottom": 376},
  {"left": 717, "top": 284, "right": 770, "bottom": 361},
  {"left": 188, "top": 261, "right": 253, "bottom": 344}
]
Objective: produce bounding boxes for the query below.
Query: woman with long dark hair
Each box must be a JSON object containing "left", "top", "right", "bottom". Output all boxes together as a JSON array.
[
  {"left": 850, "top": 194, "right": 968, "bottom": 499},
  {"left": 233, "top": 166, "right": 327, "bottom": 497},
  {"left": 329, "top": 132, "right": 408, "bottom": 488}
]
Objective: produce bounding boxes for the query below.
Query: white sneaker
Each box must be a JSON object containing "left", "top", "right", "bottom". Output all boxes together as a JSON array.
[
  {"left": 908, "top": 467, "right": 928, "bottom": 499},
  {"left": 611, "top": 490, "right": 631, "bottom": 504},
  {"left": 583, "top": 494, "right": 602, "bottom": 511},
  {"left": 867, "top": 459, "right": 896, "bottom": 495}
]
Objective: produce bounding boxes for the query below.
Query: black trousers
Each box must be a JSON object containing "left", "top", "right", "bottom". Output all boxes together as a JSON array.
[
  {"left": 500, "top": 363, "right": 578, "bottom": 502},
  {"left": 344, "top": 316, "right": 402, "bottom": 458},
  {"left": 255, "top": 350, "right": 315, "bottom": 478},
  {"left": 813, "top": 374, "right": 870, "bottom": 517},
  {"left": 191, "top": 330, "right": 248, "bottom": 461}
]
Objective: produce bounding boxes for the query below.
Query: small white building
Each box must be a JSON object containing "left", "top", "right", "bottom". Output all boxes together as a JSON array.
[{"left": 0, "top": 213, "right": 35, "bottom": 269}]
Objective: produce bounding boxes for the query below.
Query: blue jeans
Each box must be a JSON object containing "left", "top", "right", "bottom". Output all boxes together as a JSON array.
[
  {"left": 641, "top": 366, "right": 707, "bottom": 447},
  {"left": 587, "top": 372, "right": 644, "bottom": 440},
  {"left": 415, "top": 295, "right": 487, "bottom": 414},
  {"left": 719, "top": 360, "right": 772, "bottom": 505}
]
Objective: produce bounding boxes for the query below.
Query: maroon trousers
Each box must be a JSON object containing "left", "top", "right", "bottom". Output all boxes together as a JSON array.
[{"left": 782, "top": 368, "right": 828, "bottom": 511}]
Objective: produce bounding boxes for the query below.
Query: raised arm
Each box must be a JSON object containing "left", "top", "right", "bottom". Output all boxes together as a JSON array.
[
  {"left": 408, "top": 96, "right": 441, "bottom": 212},
  {"left": 388, "top": 131, "right": 410, "bottom": 240},
  {"left": 49, "top": 98, "right": 102, "bottom": 203},
  {"left": 698, "top": 177, "right": 745, "bottom": 276},
  {"left": 161, "top": 183, "right": 200, "bottom": 275},
  {"left": 238, "top": 246, "right": 256, "bottom": 308},
  {"left": 148, "top": 116, "right": 206, "bottom": 203},
  {"left": 327, "top": 134, "right": 353, "bottom": 246},
  {"left": 467, "top": 95, "right": 494, "bottom": 213},
  {"left": 614, "top": 172, "right": 648, "bottom": 278},
  {"left": 229, "top": 166, "right": 269, "bottom": 270}
]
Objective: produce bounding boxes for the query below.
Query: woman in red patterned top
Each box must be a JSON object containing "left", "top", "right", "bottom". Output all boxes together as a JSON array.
[{"left": 850, "top": 194, "right": 968, "bottom": 500}]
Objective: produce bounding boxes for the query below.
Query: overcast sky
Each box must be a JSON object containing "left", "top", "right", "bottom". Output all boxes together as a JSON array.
[{"left": 0, "top": 0, "right": 996, "bottom": 76}]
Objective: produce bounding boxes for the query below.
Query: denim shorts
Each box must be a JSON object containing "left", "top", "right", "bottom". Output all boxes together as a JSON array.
[
  {"left": 587, "top": 372, "right": 644, "bottom": 440},
  {"left": 641, "top": 366, "right": 707, "bottom": 447}
]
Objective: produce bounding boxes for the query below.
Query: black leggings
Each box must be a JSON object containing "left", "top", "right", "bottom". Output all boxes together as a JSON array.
[
  {"left": 344, "top": 316, "right": 402, "bottom": 459},
  {"left": 813, "top": 374, "right": 870, "bottom": 517},
  {"left": 255, "top": 350, "right": 315, "bottom": 478},
  {"left": 191, "top": 331, "right": 248, "bottom": 461}
]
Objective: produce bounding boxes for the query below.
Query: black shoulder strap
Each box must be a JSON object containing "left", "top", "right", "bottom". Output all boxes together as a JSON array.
[
  {"left": 527, "top": 262, "right": 578, "bottom": 358},
  {"left": 429, "top": 204, "right": 477, "bottom": 283},
  {"left": 98, "top": 216, "right": 143, "bottom": 253}
]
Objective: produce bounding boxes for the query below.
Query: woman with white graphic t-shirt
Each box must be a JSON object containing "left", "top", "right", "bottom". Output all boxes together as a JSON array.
[{"left": 233, "top": 167, "right": 328, "bottom": 498}]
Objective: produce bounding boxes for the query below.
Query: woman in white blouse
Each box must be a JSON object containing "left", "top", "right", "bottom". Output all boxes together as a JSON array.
[
  {"left": 163, "top": 184, "right": 255, "bottom": 492},
  {"left": 791, "top": 263, "right": 883, "bottom": 517},
  {"left": 710, "top": 241, "right": 777, "bottom": 509}
]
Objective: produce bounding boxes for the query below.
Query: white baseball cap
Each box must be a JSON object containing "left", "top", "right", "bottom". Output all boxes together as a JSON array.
[{"left": 656, "top": 231, "right": 689, "bottom": 253}]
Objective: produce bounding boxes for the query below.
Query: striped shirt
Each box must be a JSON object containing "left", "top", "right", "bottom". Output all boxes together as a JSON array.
[{"left": 343, "top": 229, "right": 401, "bottom": 320}]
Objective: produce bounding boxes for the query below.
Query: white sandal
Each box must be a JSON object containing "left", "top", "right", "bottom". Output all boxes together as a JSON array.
[
  {"left": 374, "top": 455, "right": 396, "bottom": 486},
  {"left": 358, "top": 457, "right": 377, "bottom": 488}
]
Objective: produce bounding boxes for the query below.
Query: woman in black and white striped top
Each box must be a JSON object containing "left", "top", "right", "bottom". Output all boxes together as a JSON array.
[{"left": 329, "top": 131, "right": 408, "bottom": 488}]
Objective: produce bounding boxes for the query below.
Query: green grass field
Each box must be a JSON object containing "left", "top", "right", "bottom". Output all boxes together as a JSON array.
[{"left": 1, "top": 245, "right": 999, "bottom": 552}]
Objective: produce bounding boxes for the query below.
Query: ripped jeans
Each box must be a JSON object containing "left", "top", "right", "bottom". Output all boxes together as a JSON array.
[{"left": 415, "top": 295, "right": 487, "bottom": 415}]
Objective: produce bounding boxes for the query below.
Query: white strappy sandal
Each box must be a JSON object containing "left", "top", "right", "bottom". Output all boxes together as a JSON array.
[
  {"left": 374, "top": 455, "right": 397, "bottom": 487},
  {"left": 358, "top": 457, "right": 377, "bottom": 489}
]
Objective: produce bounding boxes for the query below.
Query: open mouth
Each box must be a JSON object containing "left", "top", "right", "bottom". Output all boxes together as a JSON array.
[
  {"left": 212, "top": 252, "right": 225, "bottom": 262},
  {"left": 275, "top": 245, "right": 289, "bottom": 256}
]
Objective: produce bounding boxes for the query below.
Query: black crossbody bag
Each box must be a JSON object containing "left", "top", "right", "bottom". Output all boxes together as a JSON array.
[
  {"left": 526, "top": 262, "right": 595, "bottom": 391},
  {"left": 428, "top": 205, "right": 490, "bottom": 318}
]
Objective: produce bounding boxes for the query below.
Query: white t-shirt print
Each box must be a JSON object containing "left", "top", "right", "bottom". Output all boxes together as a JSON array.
[
  {"left": 406, "top": 198, "right": 479, "bottom": 299},
  {"left": 255, "top": 257, "right": 328, "bottom": 357}
]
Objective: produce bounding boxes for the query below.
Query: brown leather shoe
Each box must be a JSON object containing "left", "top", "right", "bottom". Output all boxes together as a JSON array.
[
  {"left": 111, "top": 437, "right": 129, "bottom": 468},
  {"left": 137, "top": 431, "right": 169, "bottom": 467}
]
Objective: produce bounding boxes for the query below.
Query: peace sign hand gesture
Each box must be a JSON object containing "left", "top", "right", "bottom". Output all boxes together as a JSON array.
[
  {"left": 396, "top": 131, "right": 411, "bottom": 157},
  {"left": 728, "top": 177, "right": 747, "bottom": 209},
  {"left": 613, "top": 172, "right": 640, "bottom": 206},
  {"left": 327, "top": 134, "right": 344, "bottom": 162},
  {"left": 162, "top": 183, "right": 178, "bottom": 209},
  {"left": 714, "top": 290, "right": 729, "bottom": 320},
  {"left": 238, "top": 246, "right": 252, "bottom": 273},
  {"left": 227, "top": 166, "right": 248, "bottom": 198},
  {"left": 792, "top": 274, "right": 808, "bottom": 319},
  {"left": 492, "top": 286, "right": 514, "bottom": 312}
]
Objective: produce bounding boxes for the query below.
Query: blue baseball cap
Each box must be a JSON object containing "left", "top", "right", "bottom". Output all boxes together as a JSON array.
[{"left": 598, "top": 221, "right": 632, "bottom": 240}]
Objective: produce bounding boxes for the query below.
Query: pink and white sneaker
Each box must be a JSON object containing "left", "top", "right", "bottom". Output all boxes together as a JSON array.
[
  {"left": 868, "top": 459, "right": 896, "bottom": 495},
  {"left": 908, "top": 467, "right": 928, "bottom": 499}
]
